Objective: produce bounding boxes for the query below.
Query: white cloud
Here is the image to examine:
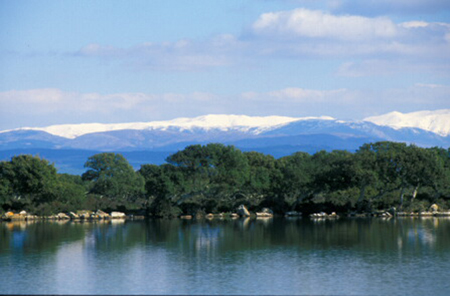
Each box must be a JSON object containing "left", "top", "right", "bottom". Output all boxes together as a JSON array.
[
  {"left": 400, "top": 21, "right": 429, "bottom": 29},
  {"left": 252, "top": 9, "right": 398, "bottom": 40},
  {"left": 249, "top": 8, "right": 450, "bottom": 57}
]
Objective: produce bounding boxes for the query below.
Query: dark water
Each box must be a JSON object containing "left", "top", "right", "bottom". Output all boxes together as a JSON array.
[{"left": 1, "top": 217, "right": 449, "bottom": 295}]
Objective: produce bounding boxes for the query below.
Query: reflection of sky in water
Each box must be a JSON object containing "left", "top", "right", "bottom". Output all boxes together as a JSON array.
[
  {"left": 55, "top": 230, "right": 176, "bottom": 294},
  {"left": 408, "top": 227, "right": 436, "bottom": 246},
  {"left": 11, "top": 231, "right": 27, "bottom": 250},
  {"left": 400, "top": 218, "right": 440, "bottom": 248},
  {"left": 191, "top": 224, "right": 221, "bottom": 253}
]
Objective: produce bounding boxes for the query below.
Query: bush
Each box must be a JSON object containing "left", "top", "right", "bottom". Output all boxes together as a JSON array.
[
  {"left": 403, "top": 199, "right": 430, "bottom": 212},
  {"left": 150, "top": 196, "right": 182, "bottom": 218}
]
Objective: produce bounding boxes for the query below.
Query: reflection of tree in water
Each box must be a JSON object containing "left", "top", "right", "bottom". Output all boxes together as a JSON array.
[
  {"left": 83, "top": 220, "right": 157, "bottom": 252},
  {"left": 1, "top": 221, "right": 85, "bottom": 254},
  {"left": 2, "top": 218, "right": 450, "bottom": 256}
]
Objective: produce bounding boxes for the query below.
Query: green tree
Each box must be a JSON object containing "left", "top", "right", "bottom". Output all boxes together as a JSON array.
[
  {"left": 429, "top": 147, "right": 450, "bottom": 200},
  {"left": 244, "top": 151, "right": 276, "bottom": 195},
  {"left": 166, "top": 145, "right": 213, "bottom": 195},
  {"left": 139, "top": 163, "right": 186, "bottom": 216},
  {"left": 273, "top": 152, "right": 314, "bottom": 212},
  {"left": 166, "top": 144, "right": 250, "bottom": 212},
  {"left": 0, "top": 163, "right": 13, "bottom": 212},
  {"left": 355, "top": 142, "right": 448, "bottom": 210},
  {"left": 354, "top": 145, "right": 379, "bottom": 211},
  {"left": 206, "top": 144, "right": 249, "bottom": 194},
  {"left": 403, "top": 145, "right": 443, "bottom": 201},
  {"left": 82, "top": 153, "right": 144, "bottom": 208},
  {"left": 50, "top": 174, "right": 87, "bottom": 212},
  {"left": 0, "top": 155, "right": 59, "bottom": 212},
  {"left": 306, "top": 150, "right": 360, "bottom": 211}
]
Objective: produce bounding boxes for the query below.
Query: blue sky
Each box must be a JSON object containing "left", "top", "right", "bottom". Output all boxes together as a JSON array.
[{"left": 1, "top": 0, "right": 449, "bottom": 129}]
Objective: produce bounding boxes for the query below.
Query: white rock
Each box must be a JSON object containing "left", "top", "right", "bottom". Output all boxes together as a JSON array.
[{"left": 110, "top": 211, "right": 126, "bottom": 219}]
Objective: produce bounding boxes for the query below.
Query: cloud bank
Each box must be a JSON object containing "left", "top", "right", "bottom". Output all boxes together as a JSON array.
[
  {"left": 2, "top": 84, "right": 449, "bottom": 129},
  {"left": 72, "top": 8, "right": 450, "bottom": 76}
]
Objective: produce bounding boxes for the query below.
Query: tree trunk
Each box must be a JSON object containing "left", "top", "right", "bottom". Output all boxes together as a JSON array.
[
  {"left": 412, "top": 184, "right": 419, "bottom": 200},
  {"left": 399, "top": 186, "right": 405, "bottom": 209},
  {"left": 356, "top": 184, "right": 366, "bottom": 212}
]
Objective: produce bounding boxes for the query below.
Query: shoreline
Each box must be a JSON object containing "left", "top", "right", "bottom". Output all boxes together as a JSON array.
[{"left": 2, "top": 210, "right": 450, "bottom": 223}]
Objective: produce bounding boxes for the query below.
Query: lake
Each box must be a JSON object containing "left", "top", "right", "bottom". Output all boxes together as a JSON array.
[{"left": 1, "top": 217, "right": 449, "bottom": 295}]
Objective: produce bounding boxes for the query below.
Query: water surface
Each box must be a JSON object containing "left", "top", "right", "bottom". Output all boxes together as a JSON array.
[{"left": 1, "top": 217, "right": 449, "bottom": 295}]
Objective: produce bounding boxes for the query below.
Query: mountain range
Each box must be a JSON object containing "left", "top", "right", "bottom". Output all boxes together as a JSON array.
[{"left": 1, "top": 110, "right": 449, "bottom": 174}]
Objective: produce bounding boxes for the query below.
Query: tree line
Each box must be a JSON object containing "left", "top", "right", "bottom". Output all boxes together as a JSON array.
[{"left": 1, "top": 141, "right": 449, "bottom": 217}]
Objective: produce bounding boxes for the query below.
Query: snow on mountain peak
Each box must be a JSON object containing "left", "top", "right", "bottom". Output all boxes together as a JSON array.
[
  {"left": 364, "top": 109, "right": 450, "bottom": 137},
  {"left": 4, "top": 114, "right": 336, "bottom": 139},
  {"left": 166, "top": 114, "right": 335, "bottom": 132},
  {"left": 153, "top": 114, "right": 299, "bottom": 131}
]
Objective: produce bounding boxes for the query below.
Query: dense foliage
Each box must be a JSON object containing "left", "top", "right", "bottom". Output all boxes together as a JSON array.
[{"left": 1, "top": 142, "right": 449, "bottom": 217}]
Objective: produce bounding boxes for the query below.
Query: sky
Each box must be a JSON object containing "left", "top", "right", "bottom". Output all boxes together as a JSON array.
[{"left": 1, "top": 0, "right": 449, "bottom": 130}]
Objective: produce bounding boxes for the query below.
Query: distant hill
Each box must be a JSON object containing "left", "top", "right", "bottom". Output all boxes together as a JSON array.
[{"left": 1, "top": 110, "right": 449, "bottom": 174}]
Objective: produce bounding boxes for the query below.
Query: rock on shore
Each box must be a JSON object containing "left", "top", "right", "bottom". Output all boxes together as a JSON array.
[
  {"left": 237, "top": 205, "right": 250, "bottom": 217},
  {"left": 1, "top": 210, "right": 129, "bottom": 221},
  {"left": 110, "top": 211, "right": 126, "bottom": 219}
]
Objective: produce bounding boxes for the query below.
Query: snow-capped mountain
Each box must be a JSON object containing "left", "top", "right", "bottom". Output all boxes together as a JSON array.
[
  {"left": 364, "top": 109, "right": 450, "bottom": 137},
  {"left": 0, "top": 110, "right": 449, "bottom": 174},
  {"left": 2, "top": 114, "right": 334, "bottom": 139},
  {"left": 3, "top": 110, "right": 448, "bottom": 140}
]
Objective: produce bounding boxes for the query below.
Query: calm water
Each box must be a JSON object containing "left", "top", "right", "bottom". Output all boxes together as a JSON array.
[{"left": 1, "top": 217, "right": 449, "bottom": 295}]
